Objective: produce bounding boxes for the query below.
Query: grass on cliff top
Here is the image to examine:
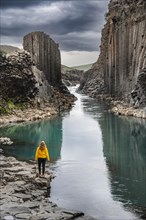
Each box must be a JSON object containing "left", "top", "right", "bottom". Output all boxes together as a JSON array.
[
  {"left": 61, "top": 65, "right": 73, "bottom": 73},
  {"left": 61, "top": 63, "right": 94, "bottom": 73},
  {"left": 0, "top": 45, "right": 21, "bottom": 54},
  {"left": 71, "top": 63, "right": 94, "bottom": 72}
]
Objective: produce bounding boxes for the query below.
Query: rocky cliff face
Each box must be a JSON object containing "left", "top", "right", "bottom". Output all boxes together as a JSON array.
[
  {"left": 62, "top": 69, "right": 83, "bottom": 86},
  {"left": 0, "top": 50, "right": 54, "bottom": 113},
  {"left": 79, "top": 0, "right": 146, "bottom": 109},
  {"left": 0, "top": 39, "right": 75, "bottom": 115},
  {"left": 0, "top": 51, "right": 38, "bottom": 103},
  {"left": 23, "top": 32, "right": 61, "bottom": 87}
]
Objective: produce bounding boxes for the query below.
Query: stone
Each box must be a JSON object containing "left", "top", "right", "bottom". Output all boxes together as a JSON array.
[
  {"left": 15, "top": 213, "right": 31, "bottom": 219},
  {"left": 4, "top": 167, "right": 25, "bottom": 173},
  {"left": 0, "top": 205, "right": 31, "bottom": 215},
  {"left": 22, "top": 201, "right": 40, "bottom": 209},
  {"left": 0, "top": 148, "right": 3, "bottom": 153},
  {"left": 14, "top": 193, "right": 32, "bottom": 201},
  {"left": 3, "top": 216, "right": 14, "bottom": 220},
  {"left": 0, "top": 137, "right": 13, "bottom": 145}
]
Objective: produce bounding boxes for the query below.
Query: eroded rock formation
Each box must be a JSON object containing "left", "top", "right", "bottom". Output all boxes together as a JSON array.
[
  {"left": 23, "top": 32, "right": 61, "bottom": 86},
  {"left": 79, "top": 0, "right": 146, "bottom": 110},
  {"left": 0, "top": 51, "right": 38, "bottom": 103}
]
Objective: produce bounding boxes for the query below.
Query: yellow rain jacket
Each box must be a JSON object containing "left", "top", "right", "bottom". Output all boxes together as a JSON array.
[{"left": 35, "top": 146, "right": 50, "bottom": 161}]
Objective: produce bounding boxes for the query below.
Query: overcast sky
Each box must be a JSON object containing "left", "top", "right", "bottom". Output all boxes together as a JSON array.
[{"left": 0, "top": 0, "right": 109, "bottom": 66}]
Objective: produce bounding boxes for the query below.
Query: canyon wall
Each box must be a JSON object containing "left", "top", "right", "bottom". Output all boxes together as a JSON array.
[
  {"left": 80, "top": 0, "right": 146, "bottom": 108},
  {"left": 0, "top": 42, "right": 75, "bottom": 115},
  {"left": 0, "top": 51, "right": 38, "bottom": 103},
  {"left": 23, "top": 32, "right": 61, "bottom": 86}
]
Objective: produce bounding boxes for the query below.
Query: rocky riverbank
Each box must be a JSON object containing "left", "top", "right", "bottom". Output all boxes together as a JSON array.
[
  {"left": 78, "top": 90, "right": 146, "bottom": 119},
  {"left": 111, "top": 103, "right": 146, "bottom": 118},
  {"left": 0, "top": 154, "right": 96, "bottom": 220},
  {"left": 0, "top": 106, "right": 57, "bottom": 125},
  {"left": 0, "top": 85, "right": 76, "bottom": 126}
]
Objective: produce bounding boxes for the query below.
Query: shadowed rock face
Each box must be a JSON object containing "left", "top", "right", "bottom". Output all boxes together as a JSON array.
[
  {"left": 62, "top": 69, "right": 83, "bottom": 86},
  {"left": 0, "top": 51, "right": 38, "bottom": 103},
  {"left": 79, "top": 0, "right": 146, "bottom": 107},
  {"left": 23, "top": 32, "right": 61, "bottom": 87},
  {"left": 131, "top": 68, "right": 146, "bottom": 107}
]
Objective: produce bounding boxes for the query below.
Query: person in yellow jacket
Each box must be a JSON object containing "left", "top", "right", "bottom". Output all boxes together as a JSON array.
[{"left": 35, "top": 141, "right": 50, "bottom": 177}]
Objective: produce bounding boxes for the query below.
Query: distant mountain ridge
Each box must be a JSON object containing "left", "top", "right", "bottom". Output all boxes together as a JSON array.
[
  {"left": 71, "top": 63, "right": 94, "bottom": 72},
  {"left": 0, "top": 45, "right": 21, "bottom": 54},
  {"left": 61, "top": 63, "right": 94, "bottom": 73}
]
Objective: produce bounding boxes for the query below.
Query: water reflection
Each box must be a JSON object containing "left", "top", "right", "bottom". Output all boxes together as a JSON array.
[
  {"left": 81, "top": 96, "right": 146, "bottom": 217},
  {"left": 0, "top": 117, "right": 63, "bottom": 161},
  {"left": 101, "top": 114, "right": 146, "bottom": 210}
]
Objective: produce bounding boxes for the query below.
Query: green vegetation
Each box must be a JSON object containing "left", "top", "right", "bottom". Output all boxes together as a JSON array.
[
  {"left": 0, "top": 45, "right": 20, "bottom": 54},
  {"left": 61, "top": 63, "right": 94, "bottom": 73},
  {"left": 0, "top": 50, "right": 6, "bottom": 56},
  {"left": 0, "top": 99, "right": 24, "bottom": 115},
  {"left": 71, "top": 63, "right": 94, "bottom": 72},
  {"left": 0, "top": 106, "right": 8, "bottom": 114},
  {"left": 61, "top": 64, "right": 73, "bottom": 73},
  {"left": 7, "top": 100, "right": 16, "bottom": 110}
]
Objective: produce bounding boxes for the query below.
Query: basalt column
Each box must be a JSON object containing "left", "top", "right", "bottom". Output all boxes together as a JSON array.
[
  {"left": 79, "top": 0, "right": 146, "bottom": 107},
  {"left": 23, "top": 32, "right": 61, "bottom": 86},
  {"left": 104, "top": 0, "right": 146, "bottom": 100}
]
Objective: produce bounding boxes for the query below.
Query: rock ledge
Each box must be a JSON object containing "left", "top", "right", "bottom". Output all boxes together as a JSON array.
[{"left": 0, "top": 155, "right": 96, "bottom": 220}]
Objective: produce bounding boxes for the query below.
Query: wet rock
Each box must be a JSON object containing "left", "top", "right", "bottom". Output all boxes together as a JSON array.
[
  {"left": 0, "top": 137, "right": 13, "bottom": 145},
  {"left": 3, "top": 215, "right": 14, "bottom": 220},
  {"left": 112, "top": 104, "right": 146, "bottom": 118},
  {"left": 15, "top": 213, "right": 31, "bottom": 219},
  {"left": 0, "top": 148, "right": 3, "bottom": 153}
]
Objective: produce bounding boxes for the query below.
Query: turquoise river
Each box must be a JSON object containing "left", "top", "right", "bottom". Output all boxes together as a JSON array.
[{"left": 0, "top": 86, "right": 146, "bottom": 220}]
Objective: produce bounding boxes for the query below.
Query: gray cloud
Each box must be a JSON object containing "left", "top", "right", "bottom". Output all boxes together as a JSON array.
[
  {"left": 0, "top": 0, "right": 52, "bottom": 8},
  {"left": 1, "top": 0, "right": 108, "bottom": 52}
]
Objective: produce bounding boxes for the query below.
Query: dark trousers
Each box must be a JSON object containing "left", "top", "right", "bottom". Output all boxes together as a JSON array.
[{"left": 38, "top": 158, "right": 46, "bottom": 175}]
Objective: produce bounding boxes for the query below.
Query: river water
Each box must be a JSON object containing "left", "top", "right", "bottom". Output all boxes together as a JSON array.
[{"left": 0, "top": 86, "right": 146, "bottom": 220}]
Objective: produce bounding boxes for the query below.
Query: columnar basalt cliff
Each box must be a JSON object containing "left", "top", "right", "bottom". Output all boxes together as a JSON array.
[
  {"left": 79, "top": 0, "right": 146, "bottom": 117},
  {"left": 23, "top": 32, "right": 61, "bottom": 87}
]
